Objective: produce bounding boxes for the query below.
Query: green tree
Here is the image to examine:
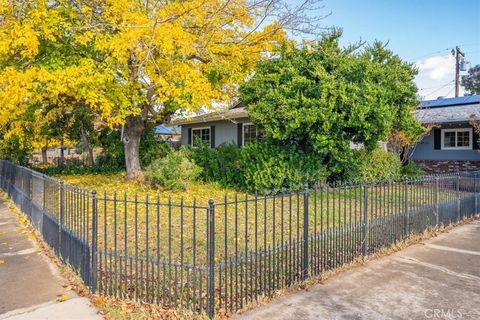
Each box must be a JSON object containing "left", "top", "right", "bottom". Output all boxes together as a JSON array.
[
  {"left": 461, "top": 65, "right": 480, "bottom": 95},
  {"left": 240, "top": 31, "right": 424, "bottom": 175}
]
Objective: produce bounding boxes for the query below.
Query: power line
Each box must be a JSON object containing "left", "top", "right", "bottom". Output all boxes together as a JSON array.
[
  {"left": 412, "top": 43, "right": 480, "bottom": 61},
  {"left": 443, "top": 86, "right": 455, "bottom": 98},
  {"left": 413, "top": 48, "right": 451, "bottom": 61},
  {"left": 421, "top": 81, "right": 455, "bottom": 98},
  {"left": 419, "top": 80, "right": 454, "bottom": 91},
  {"left": 457, "top": 42, "right": 480, "bottom": 47}
]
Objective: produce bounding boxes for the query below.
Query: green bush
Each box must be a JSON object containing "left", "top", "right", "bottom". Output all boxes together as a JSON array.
[
  {"left": 96, "top": 128, "right": 125, "bottom": 167},
  {"left": 188, "top": 141, "right": 326, "bottom": 192},
  {"left": 139, "top": 131, "right": 173, "bottom": 167},
  {"left": 33, "top": 163, "right": 122, "bottom": 176},
  {"left": 240, "top": 142, "right": 326, "bottom": 192},
  {"left": 145, "top": 150, "right": 202, "bottom": 190},
  {"left": 346, "top": 148, "right": 402, "bottom": 182},
  {"left": 401, "top": 161, "right": 425, "bottom": 178},
  {"left": 187, "top": 141, "right": 219, "bottom": 181},
  {"left": 189, "top": 142, "right": 242, "bottom": 187}
]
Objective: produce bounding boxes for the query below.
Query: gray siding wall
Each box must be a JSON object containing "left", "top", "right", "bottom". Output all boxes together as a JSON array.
[
  {"left": 180, "top": 117, "right": 251, "bottom": 147},
  {"left": 411, "top": 123, "right": 480, "bottom": 161}
]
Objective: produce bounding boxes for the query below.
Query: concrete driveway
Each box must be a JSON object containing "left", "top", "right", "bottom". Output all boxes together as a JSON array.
[{"left": 238, "top": 220, "right": 480, "bottom": 320}]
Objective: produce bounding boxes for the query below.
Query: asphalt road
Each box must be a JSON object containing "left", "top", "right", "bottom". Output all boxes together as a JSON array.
[{"left": 238, "top": 220, "right": 480, "bottom": 320}]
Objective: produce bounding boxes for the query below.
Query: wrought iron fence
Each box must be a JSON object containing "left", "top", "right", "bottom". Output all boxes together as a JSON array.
[{"left": 0, "top": 160, "right": 478, "bottom": 317}]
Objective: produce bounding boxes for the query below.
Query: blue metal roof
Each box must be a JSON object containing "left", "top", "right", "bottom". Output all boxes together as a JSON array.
[
  {"left": 419, "top": 95, "right": 480, "bottom": 109},
  {"left": 154, "top": 125, "right": 180, "bottom": 135}
]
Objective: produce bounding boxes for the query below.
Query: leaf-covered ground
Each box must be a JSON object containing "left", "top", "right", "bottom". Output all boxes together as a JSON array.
[
  {"left": 55, "top": 172, "right": 450, "bottom": 266},
  {"left": 57, "top": 172, "right": 236, "bottom": 204},
  {"left": 52, "top": 172, "right": 466, "bottom": 308}
]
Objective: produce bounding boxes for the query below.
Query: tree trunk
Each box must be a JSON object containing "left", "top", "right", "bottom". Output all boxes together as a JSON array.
[
  {"left": 41, "top": 147, "right": 48, "bottom": 164},
  {"left": 123, "top": 115, "right": 144, "bottom": 180},
  {"left": 80, "top": 126, "right": 94, "bottom": 166}
]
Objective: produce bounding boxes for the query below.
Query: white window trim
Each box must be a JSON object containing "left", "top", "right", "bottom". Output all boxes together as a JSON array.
[
  {"left": 440, "top": 128, "right": 473, "bottom": 150},
  {"left": 191, "top": 127, "right": 211, "bottom": 147},
  {"left": 242, "top": 123, "right": 258, "bottom": 146}
]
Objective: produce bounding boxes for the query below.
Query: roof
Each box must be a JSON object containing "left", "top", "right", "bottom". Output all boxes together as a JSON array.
[
  {"left": 415, "top": 95, "right": 480, "bottom": 124},
  {"left": 171, "top": 103, "right": 248, "bottom": 125},
  {"left": 418, "top": 95, "right": 480, "bottom": 109},
  {"left": 172, "top": 95, "right": 480, "bottom": 126},
  {"left": 154, "top": 125, "right": 180, "bottom": 135}
]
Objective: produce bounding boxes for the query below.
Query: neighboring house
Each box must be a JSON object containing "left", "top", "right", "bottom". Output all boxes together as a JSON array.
[
  {"left": 173, "top": 95, "right": 480, "bottom": 173},
  {"left": 30, "top": 147, "right": 80, "bottom": 165},
  {"left": 411, "top": 95, "right": 480, "bottom": 173},
  {"left": 154, "top": 124, "right": 181, "bottom": 149},
  {"left": 173, "top": 102, "right": 259, "bottom": 147},
  {"left": 154, "top": 124, "right": 181, "bottom": 140}
]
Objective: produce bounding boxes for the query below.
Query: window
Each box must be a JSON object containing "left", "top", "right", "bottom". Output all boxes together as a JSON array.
[
  {"left": 243, "top": 123, "right": 258, "bottom": 145},
  {"left": 192, "top": 127, "right": 210, "bottom": 147},
  {"left": 441, "top": 128, "right": 472, "bottom": 150}
]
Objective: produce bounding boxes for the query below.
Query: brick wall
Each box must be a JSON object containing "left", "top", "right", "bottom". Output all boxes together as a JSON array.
[{"left": 414, "top": 160, "right": 480, "bottom": 174}]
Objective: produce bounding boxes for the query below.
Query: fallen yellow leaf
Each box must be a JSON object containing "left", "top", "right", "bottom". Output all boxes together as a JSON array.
[
  {"left": 0, "top": 259, "right": 5, "bottom": 265},
  {"left": 92, "top": 296, "right": 106, "bottom": 306},
  {"left": 57, "top": 293, "right": 68, "bottom": 302}
]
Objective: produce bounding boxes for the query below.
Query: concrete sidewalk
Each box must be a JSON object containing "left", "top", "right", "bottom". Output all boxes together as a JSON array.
[
  {"left": 239, "top": 220, "right": 480, "bottom": 320},
  {"left": 0, "top": 198, "right": 101, "bottom": 320}
]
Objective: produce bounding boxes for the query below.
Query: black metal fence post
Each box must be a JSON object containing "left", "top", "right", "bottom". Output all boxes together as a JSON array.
[
  {"left": 362, "top": 181, "right": 368, "bottom": 258},
  {"left": 26, "top": 171, "right": 31, "bottom": 216},
  {"left": 302, "top": 184, "right": 309, "bottom": 281},
  {"left": 42, "top": 175, "right": 46, "bottom": 211},
  {"left": 59, "top": 181, "right": 64, "bottom": 255},
  {"left": 435, "top": 176, "right": 439, "bottom": 227},
  {"left": 207, "top": 199, "right": 215, "bottom": 318},
  {"left": 475, "top": 173, "right": 478, "bottom": 215},
  {"left": 26, "top": 171, "right": 31, "bottom": 200},
  {"left": 403, "top": 178, "right": 409, "bottom": 239},
  {"left": 456, "top": 172, "right": 460, "bottom": 222},
  {"left": 91, "top": 190, "right": 98, "bottom": 293}
]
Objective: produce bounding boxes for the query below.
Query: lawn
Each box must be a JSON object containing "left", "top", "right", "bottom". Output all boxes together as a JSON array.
[
  {"left": 53, "top": 172, "right": 457, "bottom": 266},
  {"left": 45, "top": 171, "right": 470, "bottom": 308}
]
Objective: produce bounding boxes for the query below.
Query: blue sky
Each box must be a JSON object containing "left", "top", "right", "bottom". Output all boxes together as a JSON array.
[{"left": 310, "top": 0, "right": 480, "bottom": 99}]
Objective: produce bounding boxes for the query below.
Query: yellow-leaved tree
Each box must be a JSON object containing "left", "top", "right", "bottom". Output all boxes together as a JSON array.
[
  {"left": 1, "top": 0, "right": 327, "bottom": 178},
  {"left": 0, "top": 1, "right": 124, "bottom": 163}
]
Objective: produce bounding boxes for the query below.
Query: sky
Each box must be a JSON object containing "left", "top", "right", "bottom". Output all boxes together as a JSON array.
[{"left": 309, "top": 0, "right": 480, "bottom": 100}]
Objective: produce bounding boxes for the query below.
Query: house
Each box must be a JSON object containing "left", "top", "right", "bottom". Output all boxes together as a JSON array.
[
  {"left": 173, "top": 95, "right": 480, "bottom": 173},
  {"left": 173, "top": 102, "right": 259, "bottom": 147},
  {"left": 154, "top": 124, "right": 181, "bottom": 139},
  {"left": 411, "top": 95, "right": 480, "bottom": 173}
]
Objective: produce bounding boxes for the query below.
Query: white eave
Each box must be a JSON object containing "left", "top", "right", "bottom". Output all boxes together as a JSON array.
[
  {"left": 172, "top": 98, "right": 480, "bottom": 126},
  {"left": 171, "top": 106, "right": 249, "bottom": 125}
]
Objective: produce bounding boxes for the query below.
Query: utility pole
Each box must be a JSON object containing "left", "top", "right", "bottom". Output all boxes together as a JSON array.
[{"left": 452, "top": 46, "right": 465, "bottom": 97}]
